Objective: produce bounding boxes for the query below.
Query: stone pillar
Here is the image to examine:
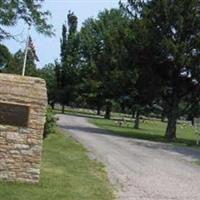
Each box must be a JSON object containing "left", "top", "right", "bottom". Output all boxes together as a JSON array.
[{"left": 0, "top": 74, "right": 47, "bottom": 183}]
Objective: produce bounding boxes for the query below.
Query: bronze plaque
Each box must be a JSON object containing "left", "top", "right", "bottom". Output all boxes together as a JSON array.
[{"left": 0, "top": 103, "right": 29, "bottom": 127}]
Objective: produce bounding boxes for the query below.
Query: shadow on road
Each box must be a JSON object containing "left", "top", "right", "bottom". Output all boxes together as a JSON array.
[
  {"left": 55, "top": 110, "right": 103, "bottom": 120},
  {"left": 59, "top": 121, "right": 200, "bottom": 161}
]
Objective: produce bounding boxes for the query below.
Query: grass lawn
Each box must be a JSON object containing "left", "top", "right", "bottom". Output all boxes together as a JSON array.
[
  {"left": 196, "top": 160, "right": 200, "bottom": 165},
  {"left": 0, "top": 131, "right": 114, "bottom": 200},
  {"left": 90, "top": 118, "right": 199, "bottom": 146}
]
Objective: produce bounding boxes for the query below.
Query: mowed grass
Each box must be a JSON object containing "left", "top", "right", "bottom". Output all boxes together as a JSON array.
[
  {"left": 90, "top": 118, "right": 199, "bottom": 146},
  {"left": 54, "top": 106, "right": 199, "bottom": 146},
  {"left": 0, "top": 131, "right": 114, "bottom": 200}
]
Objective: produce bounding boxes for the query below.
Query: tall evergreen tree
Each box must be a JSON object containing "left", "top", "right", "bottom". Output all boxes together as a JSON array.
[{"left": 60, "top": 11, "right": 79, "bottom": 113}]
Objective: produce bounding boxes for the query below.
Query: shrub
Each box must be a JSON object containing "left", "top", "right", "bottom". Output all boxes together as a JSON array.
[{"left": 43, "top": 107, "right": 57, "bottom": 138}]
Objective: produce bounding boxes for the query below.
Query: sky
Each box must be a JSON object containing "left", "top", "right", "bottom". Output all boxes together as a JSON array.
[{"left": 3, "top": 0, "right": 122, "bottom": 67}]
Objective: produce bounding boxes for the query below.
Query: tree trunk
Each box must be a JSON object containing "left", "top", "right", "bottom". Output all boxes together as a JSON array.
[
  {"left": 97, "top": 105, "right": 101, "bottom": 115},
  {"left": 161, "top": 111, "right": 165, "bottom": 122},
  {"left": 134, "top": 111, "right": 140, "bottom": 129},
  {"left": 104, "top": 101, "right": 112, "bottom": 120},
  {"left": 165, "top": 102, "right": 178, "bottom": 141},
  {"left": 121, "top": 103, "right": 125, "bottom": 113},
  {"left": 132, "top": 110, "right": 135, "bottom": 118},
  {"left": 165, "top": 115, "right": 177, "bottom": 141},
  {"left": 191, "top": 117, "right": 194, "bottom": 126},
  {"left": 61, "top": 104, "right": 65, "bottom": 114},
  {"left": 50, "top": 102, "right": 55, "bottom": 110}
]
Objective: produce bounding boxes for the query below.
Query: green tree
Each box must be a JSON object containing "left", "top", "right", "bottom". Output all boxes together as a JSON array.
[
  {"left": 37, "top": 63, "right": 57, "bottom": 108},
  {"left": 131, "top": 19, "right": 162, "bottom": 129},
  {"left": 59, "top": 11, "right": 80, "bottom": 113},
  {"left": 79, "top": 18, "right": 105, "bottom": 115},
  {"left": 0, "top": 44, "right": 12, "bottom": 71},
  {"left": 4, "top": 49, "right": 37, "bottom": 76},
  {"left": 123, "top": 0, "right": 200, "bottom": 140},
  {"left": 0, "top": 0, "right": 54, "bottom": 40},
  {"left": 80, "top": 9, "right": 136, "bottom": 119}
]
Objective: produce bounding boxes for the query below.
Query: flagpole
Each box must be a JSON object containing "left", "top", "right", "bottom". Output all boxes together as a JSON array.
[{"left": 22, "top": 25, "right": 31, "bottom": 76}]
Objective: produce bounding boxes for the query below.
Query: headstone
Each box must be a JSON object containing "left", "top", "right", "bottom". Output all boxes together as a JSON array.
[{"left": 0, "top": 74, "right": 47, "bottom": 183}]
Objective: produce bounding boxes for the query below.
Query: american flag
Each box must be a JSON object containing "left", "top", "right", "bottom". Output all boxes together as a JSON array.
[{"left": 28, "top": 36, "right": 39, "bottom": 62}]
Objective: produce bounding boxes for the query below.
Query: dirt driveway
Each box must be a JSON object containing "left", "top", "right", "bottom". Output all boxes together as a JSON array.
[{"left": 57, "top": 114, "right": 200, "bottom": 200}]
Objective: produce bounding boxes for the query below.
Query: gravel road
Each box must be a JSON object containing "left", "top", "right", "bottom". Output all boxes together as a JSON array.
[{"left": 57, "top": 114, "right": 200, "bottom": 200}]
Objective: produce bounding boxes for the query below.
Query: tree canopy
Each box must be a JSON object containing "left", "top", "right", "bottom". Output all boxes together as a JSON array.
[
  {"left": 0, "top": 0, "right": 54, "bottom": 40},
  {"left": 122, "top": 0, "right": 200, "bottom": 140}
]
